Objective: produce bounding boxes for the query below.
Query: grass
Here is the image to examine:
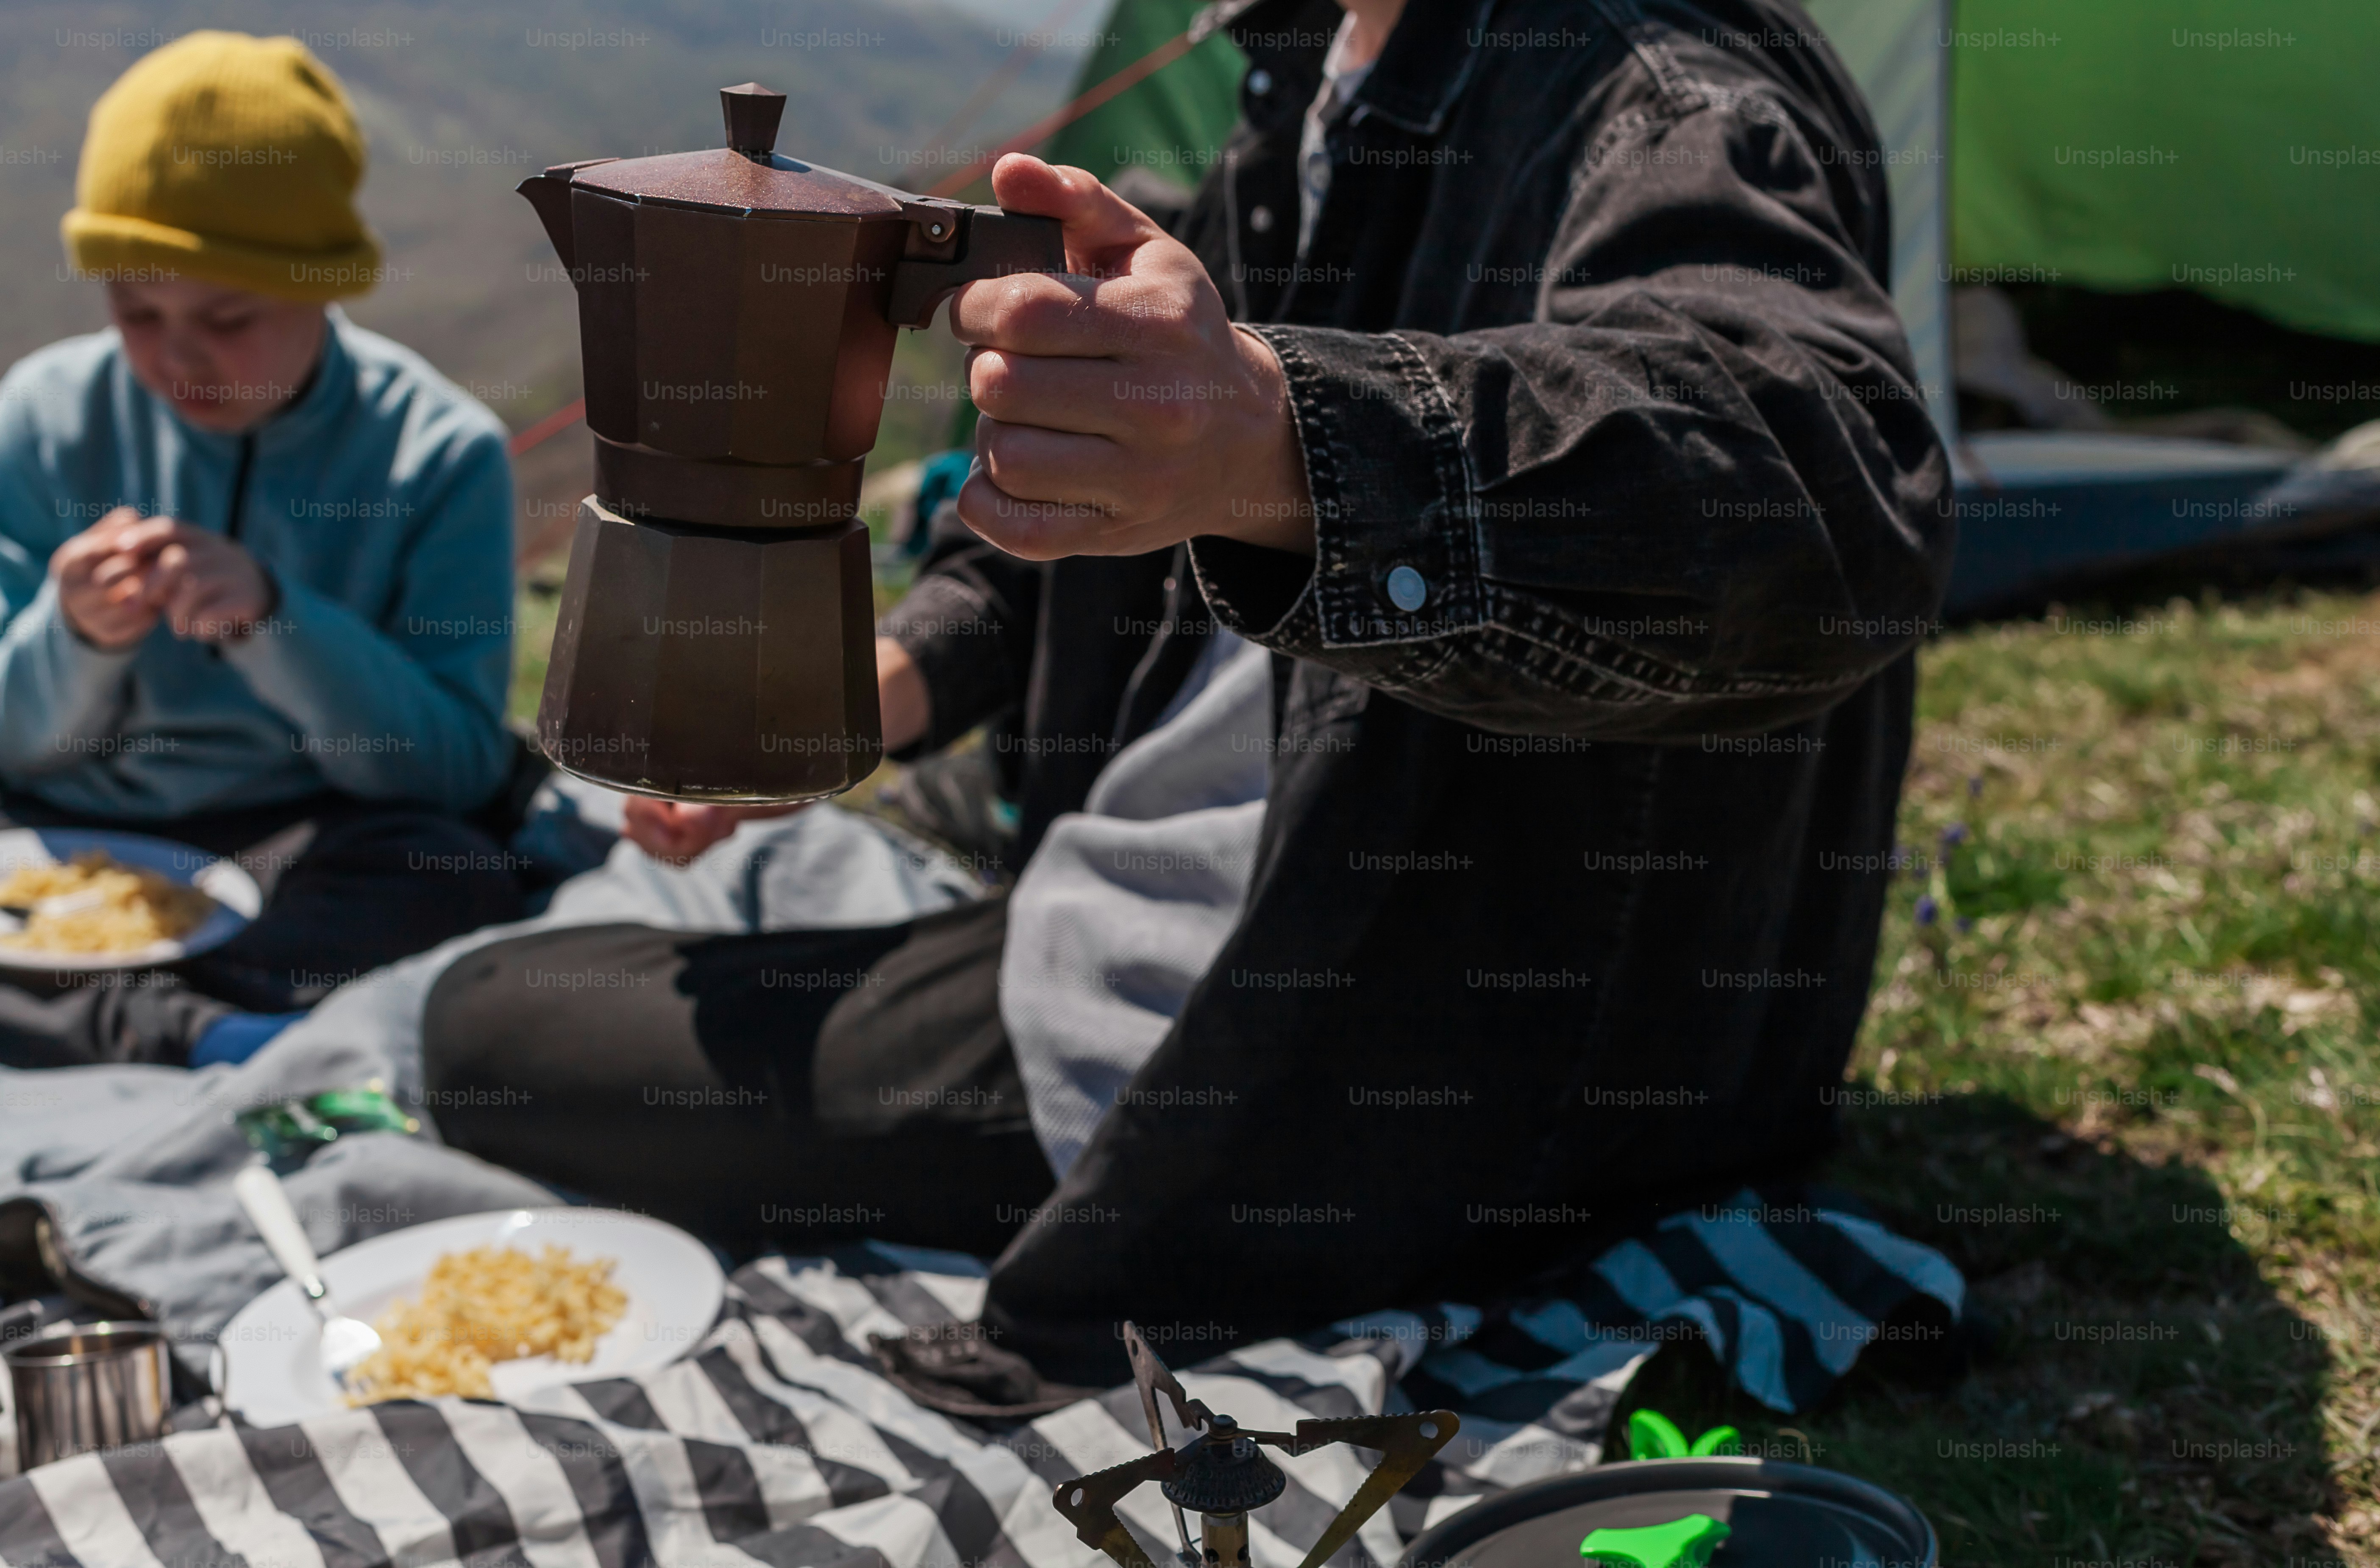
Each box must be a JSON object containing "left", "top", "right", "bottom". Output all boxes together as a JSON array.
[
  {"left": 507, "top": 577, "right": 562, "bottom": 727},
  {"left": 503, "top": 578, "right": 2380, "bottom": 1559},
  {"left": 1620, "top": 586, "right": 2380, "bottom": 1562}
]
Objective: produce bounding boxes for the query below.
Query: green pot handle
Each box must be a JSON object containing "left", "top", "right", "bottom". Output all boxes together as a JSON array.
[
  {"left": 1625, "top": 1409, "right": 1741, "bottom": 1460},
  {"left": 1579, "top": 1514, "right": 1731, "bottom": 1568}
]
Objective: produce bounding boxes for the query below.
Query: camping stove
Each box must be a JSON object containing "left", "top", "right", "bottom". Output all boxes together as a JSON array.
[{"left": 1052, "top": 1324, "right": 1458, "bottom": 1568}]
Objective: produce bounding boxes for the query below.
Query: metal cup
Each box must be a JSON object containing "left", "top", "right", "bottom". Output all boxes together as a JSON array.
[{"left": 6, "top": 1321, "right": 172, "bottom": 1470}]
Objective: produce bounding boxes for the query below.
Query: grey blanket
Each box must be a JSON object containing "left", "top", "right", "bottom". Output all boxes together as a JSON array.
[
  {"left": 0, "top": 784, "right": 1967, "bottom": 1548},
  {"left": 0, "top": 788, "right": 979, "bottom": 1424},
  {"left": 0, "top": 1220, "right": 1963, "bottom": 1566}
]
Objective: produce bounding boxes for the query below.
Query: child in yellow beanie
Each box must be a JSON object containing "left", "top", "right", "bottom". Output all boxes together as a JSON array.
[{"left": 0, "top": 32, "right": 527, "bottom": 1069}]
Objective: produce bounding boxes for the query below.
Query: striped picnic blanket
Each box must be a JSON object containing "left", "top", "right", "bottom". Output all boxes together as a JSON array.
[{"left": 0, "top": 1191, "right": 1962, "bottom": 1568}]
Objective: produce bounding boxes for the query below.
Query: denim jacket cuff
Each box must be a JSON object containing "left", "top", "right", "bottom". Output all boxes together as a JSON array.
[
  {"left": 1185, "top": 533, "right": 1320, "bottom": 647},
  {"left": 1201, "top": 325, "right": 1485, "bottom": 654}
]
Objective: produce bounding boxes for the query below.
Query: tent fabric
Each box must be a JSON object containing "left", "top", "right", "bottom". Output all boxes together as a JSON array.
[
  {"left": 1046, "top": 0, "right": 1954, "bottom": 437},
  {"left": 938, "top": 2, "right": 1243, "bottom": 446},
  {"left": 1802, "top": 0, "right": 1954, "bottom": 443},
  {"left": 1044, "top": 0, "right": 1248, "bottom": 189},
  {"left": 1045, "top": 0, "right": 2380, "bottom": 386},
  {"left": 1952, "top": 0, "right": 2380, "bottom": 344}
]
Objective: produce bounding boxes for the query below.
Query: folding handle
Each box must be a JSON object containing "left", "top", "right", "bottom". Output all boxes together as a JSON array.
[
  {"left": 887, "top": 207, "right": 1067, "bottom": 328},
  {"left": 1283, "top": 1410, "right": 1460, "bottom": 1568},
  {"left": 1052, "top": 1447, "right": 1177, "bottom": 1568}
]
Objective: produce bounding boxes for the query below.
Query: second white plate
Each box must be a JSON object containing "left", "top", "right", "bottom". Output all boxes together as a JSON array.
[{"left": 0, "top": 827, "right": 260, "bottom": 971}]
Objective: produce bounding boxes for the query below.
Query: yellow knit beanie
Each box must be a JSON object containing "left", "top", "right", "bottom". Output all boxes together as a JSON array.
[{"left": 61, "top": 31, "right": 382, "bottom": 302}]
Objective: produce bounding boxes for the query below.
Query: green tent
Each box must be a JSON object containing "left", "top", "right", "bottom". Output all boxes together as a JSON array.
[
  {"left": 1043, "top": 0, "right": 1246, "bottom": 190},
  {"left": 1034, "top": 0, "right": 2380, "bottom": 358},
  {"left": 943, "top": 1, "right": 1246, "bottom": 444},
  {"left": 1802, "top": 0, "right": 1951, "bottom": 440},
  {"left": 1953, "top": 0, "right": 2379, "bottom": 345},
  {"left": 1027, "top": 0, "right": 1952, "bottom": 436},
  {"left": 1003, "top": 0, "right": 2376, "bottom": 613}
]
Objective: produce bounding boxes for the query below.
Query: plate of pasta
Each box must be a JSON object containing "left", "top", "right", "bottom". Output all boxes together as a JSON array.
[
  {"left": 218, "top": 1206, "right": 726, "bottom": 1426},
  {"left": 0, "top": 828, "right": 261, "bottom": 970}
]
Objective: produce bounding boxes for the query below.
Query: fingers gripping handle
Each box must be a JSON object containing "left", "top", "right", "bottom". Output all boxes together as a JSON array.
[{"left": 887, "top": 207, "right": 1067, "bottom": 328}]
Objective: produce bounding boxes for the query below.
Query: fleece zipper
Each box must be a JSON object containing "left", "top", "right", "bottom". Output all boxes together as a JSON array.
[{"left": 225, "top": 431, "right": 256, "bottom": 543}]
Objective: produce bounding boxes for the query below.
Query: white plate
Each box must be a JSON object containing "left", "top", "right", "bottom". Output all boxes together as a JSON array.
[
  {"left": 0, "top": 827, "right": 261, "bottom": 971},
  {"left": 218, "top": 1207, "right": 726, "bottom": 1426}
]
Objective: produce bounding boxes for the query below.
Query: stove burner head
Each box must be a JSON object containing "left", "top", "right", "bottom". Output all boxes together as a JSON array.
[{"left": 1161, "top": 1417, "right": 1290, "bottom": 1515}]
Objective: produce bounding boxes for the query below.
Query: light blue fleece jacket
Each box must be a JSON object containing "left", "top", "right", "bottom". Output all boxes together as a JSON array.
[{"left": 0, "top": 311, "right": 514, "bottom": 819}]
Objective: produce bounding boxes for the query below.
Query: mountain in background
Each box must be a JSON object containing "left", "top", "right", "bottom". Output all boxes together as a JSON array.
[{"left": 0, "top": 0, "right": 1085, "bottom": 546}]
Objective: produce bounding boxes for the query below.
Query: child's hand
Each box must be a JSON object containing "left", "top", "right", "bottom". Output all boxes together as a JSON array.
[
  {"left": 52, "top": 511, "right": 278, "bottom": 647},
  {"left": 53, "top": 507, "right": 170, "bottom": 649},
  {"left": 621, "top": 797, "right": 809, "bottom": 864},
  {"left": 144, "top": 523, "right": 276, "bottom": 641}
]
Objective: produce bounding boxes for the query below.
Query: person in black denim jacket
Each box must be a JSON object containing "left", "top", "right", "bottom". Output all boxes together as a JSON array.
[
  {"left": 923, "top": 0, "right": 1952, "bottom": 1382},
  {"left": 426, "top": 0, "right": 1951, "bottom": 1388}
]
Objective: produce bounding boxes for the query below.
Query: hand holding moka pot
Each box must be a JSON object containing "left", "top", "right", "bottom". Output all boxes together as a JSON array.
[{"left": 517, "top": 84, "right": 1063, "bottom": 801}]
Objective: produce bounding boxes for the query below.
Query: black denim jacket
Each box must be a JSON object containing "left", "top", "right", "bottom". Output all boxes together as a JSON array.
[{"left": 884, "top": 0, "right": 1954, "bottom": 1382}]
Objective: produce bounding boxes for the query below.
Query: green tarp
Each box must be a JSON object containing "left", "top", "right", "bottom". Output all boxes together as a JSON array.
[{"left": 1952, "top": 0, "right": 2380, "bottom": 343}]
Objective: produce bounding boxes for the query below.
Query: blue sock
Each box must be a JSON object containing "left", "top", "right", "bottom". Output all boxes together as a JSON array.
[{"left": 189, "top": 1011, "right": 308, "bottom": 1069}]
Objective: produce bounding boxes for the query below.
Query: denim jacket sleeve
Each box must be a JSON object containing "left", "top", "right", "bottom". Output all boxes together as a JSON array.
[{"left": 1187, "top": 91, "right": 1955, "bottom": 741}]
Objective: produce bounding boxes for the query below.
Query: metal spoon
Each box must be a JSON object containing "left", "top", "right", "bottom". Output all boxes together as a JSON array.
[{"left": 231, "top": 1164, "right": 381, "bottom": 1392}]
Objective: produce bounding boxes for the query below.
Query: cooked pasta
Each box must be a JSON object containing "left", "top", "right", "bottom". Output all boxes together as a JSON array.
[
  {"left": 343, "top": 1244, "right": 627, "bottom": 1404},
  {"left": 0, "top": 851, "right": 212, "bottom": 954}
]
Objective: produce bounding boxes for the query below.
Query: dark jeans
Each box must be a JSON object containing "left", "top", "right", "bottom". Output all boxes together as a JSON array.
[
  {"left": 420, "top": 895, "right": 1053, "bottom": 1258},
  {"left": 0, "top": 791, "right": 527, "bottom": 1068}
]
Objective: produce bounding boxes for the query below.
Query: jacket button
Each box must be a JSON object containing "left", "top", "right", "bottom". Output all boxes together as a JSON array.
[
  {"left": 1248, "top": 68, "right": 1274, "bottom": 96},
  {"left": 1248, "top": 205, "right": 1275, "bottom": 233},
  {"left": 1386, "top": 565, "right": 1428, "bottom": 611}
]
